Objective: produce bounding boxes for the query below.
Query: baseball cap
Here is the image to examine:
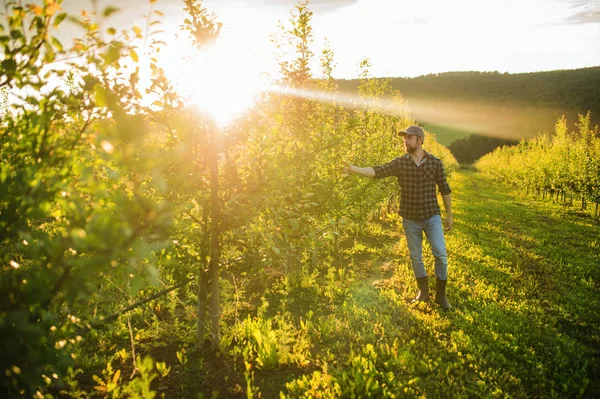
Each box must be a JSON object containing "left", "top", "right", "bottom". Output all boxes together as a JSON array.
[{"left": 399, "top": 125, "right": 424, "bottom": 140}]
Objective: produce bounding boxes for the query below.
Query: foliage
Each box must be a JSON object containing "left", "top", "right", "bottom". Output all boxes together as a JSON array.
[
  {"left": 181, "top": 0, "right": 222, "bottom": 49},
  {"left": 476, "top": 113, "right": 600, "bottom": 205},
  {"left": 222, "top": 312, "right": 311, "bottom": 371},
  {"left": 92, "top": 356, "right": 158, "bottom": 398},
  {"left": 282, "top": 362, "right": 341, "bottom": 398},
  {"left": 273, "top": 0, "right": 314, "bottom": 87},
  {"left": 0, "top": 0, "right": 175, "bottom": 395}
]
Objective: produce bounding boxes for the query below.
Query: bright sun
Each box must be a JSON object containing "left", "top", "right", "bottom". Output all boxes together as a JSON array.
[{"left": 160, "top": 38, "right": 269, "bottom": 127}]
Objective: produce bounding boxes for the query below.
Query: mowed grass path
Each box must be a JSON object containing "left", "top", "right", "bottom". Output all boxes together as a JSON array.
[{"left": 200, "top": 170, "right": 600, "bottom": 398}]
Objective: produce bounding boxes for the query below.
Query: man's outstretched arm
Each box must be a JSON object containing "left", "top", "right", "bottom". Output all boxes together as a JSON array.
[{"left": 345, "top": 164, "right": 376, "bottom": 177}]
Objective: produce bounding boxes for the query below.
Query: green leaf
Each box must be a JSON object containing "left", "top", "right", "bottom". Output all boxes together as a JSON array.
[
  {"left": 106, "top": 27, "right": 116, "bottom": 35},
  {"left": 129, "top": 275, "right": 144, "bottom": 295},
  {"left": 111, "top": 369, "right": 121, "bottom": 385},
  {"left": 53, "top": 12, "right": 67, "bottom": 27},
  {"left": 10, "top": 29, "right": 22, "bottom": 40},
  {"left": 1, "top": 59, "right": 17, "bottom": 77},
  {"left": 103, "top": 43, "right": 121, "bottom": 65},
  {"left": 51, "top": 36, "right": 63, "bottom": 52},
  {"left": 95, "top": 86, "right": 108, "bottom": 107},
  {"left": 102, "top": 6, "right": 120, "bottom": 18}
]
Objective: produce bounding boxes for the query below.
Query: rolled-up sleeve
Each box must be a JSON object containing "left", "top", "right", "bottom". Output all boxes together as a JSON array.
[
  {"left": 436, "top": 160, "right": 452, "bottom": 195},
  {"left": 373, "top": 158, "right": 400, "bottom": 178}
]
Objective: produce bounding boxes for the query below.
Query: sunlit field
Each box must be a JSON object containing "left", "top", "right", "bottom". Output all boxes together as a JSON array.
[{"left": 1, "top": 0, "right": 599, "bottom": 398}]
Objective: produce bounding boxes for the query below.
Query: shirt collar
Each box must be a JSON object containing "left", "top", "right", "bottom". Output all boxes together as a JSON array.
[{"left": 403, "top": 151, "right": 430, "bottom": 163}]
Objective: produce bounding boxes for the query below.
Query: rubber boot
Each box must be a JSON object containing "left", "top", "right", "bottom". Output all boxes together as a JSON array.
[
  {"left": 435, "top": 278, "right": 452, "bottom": 310},
  {"left": 412, "top": 276, "right": 429, "bottom": 303}
]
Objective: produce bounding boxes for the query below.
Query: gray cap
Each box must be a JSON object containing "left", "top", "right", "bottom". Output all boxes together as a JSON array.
[{"left": 399, "top": 125, "right": 424, "bottom": 139}]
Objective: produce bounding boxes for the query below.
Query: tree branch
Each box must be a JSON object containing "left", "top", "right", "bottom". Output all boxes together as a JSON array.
[{"left": 77, "top": 276, "right": 195, "bottom": 335}]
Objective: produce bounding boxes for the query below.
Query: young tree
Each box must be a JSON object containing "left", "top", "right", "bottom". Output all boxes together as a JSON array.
[
  {"left": 180, "top": 0, "right": 223, "bottom": 351},
  {"left": 0, "top": 2, "right": 172, "bottom": 395}
]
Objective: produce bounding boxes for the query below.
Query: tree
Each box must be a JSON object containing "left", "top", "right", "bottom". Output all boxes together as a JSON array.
[
  {"left": 180, "top": 0, "right": 223, "bottom": 352},
  {"left": 0, "top": 2, "right": 172, "bottom": 395}
]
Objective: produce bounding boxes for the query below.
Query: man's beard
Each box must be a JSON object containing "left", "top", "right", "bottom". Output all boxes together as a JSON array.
[{"left": 405, "top": 144, "right": 417, "bottom": 154}]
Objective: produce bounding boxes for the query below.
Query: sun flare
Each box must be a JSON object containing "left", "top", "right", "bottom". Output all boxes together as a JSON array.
[{"left": 161, "top": 39, "right": 269, "bottom": 127}]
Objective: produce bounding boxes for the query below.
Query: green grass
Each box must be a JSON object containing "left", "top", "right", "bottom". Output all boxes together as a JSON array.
[
  {"left": 76, "top": 171, "right": 600, "bottom": 398},
  {"left": 251, "top": 170, "right": 599, "bottom": 398},
  {"left": 419, "top": 122, "right": 474, "bottom": 146}
]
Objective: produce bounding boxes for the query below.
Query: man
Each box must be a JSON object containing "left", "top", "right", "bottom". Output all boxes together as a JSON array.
[{"left": 345, "top": 125, "right": 453, "bottom": 310}]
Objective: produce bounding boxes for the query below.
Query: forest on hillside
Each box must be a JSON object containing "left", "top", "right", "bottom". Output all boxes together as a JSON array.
[
  {"left": 448, "top": 135, "right": 518, "bottom": 165},
  {"left": 338, "top": 68, "right": 599, "bottom": 163},
  {"left": 337, "top": 67, "right": 600, "bottom": 114}
]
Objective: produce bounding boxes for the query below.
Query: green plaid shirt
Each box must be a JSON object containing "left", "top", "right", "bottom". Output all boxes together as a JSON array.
[{"left": 373, "top": 151, "right": 451, "bottom": 221}]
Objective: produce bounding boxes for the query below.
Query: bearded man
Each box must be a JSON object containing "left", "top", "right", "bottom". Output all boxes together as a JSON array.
[{"left": 345, "top": 125, "right": 453, "bottom": 310}]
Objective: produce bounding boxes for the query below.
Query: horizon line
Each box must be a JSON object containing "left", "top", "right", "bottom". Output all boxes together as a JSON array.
[{"left": 332, "top": 65, "right": 600, "bottom": 81}]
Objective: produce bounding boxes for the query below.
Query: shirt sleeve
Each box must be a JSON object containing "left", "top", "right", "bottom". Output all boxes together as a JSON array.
[
  {"left": 373, "top": 158, "right": 400, "bottom": 178},
  {"left": 436, "top": 160, "right": 452, "bottom": 195}
]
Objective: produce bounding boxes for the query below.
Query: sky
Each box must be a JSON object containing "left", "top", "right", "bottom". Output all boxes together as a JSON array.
[{"left": 55, "top": 0, "right": 600, "bottom": 79}]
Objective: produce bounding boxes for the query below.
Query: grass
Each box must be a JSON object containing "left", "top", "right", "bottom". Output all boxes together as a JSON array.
[
  {"left": 263, "top": 170, "right": 599, "bottom": 398},
  {"left": 75, "top": 170, "right": 600, "bottom": 398},
  {"left": 419, "top": 122, "right": 474, "bottom": 146}
]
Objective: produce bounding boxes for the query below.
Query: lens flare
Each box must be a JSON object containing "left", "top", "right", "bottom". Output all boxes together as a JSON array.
[{"left": 267, "top": 85, "right": 410, "bottom": 118}]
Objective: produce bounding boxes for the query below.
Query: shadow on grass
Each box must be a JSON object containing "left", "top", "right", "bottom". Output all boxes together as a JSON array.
[{"left": 447, "top": 170, "right": 600, "bottom": 397}]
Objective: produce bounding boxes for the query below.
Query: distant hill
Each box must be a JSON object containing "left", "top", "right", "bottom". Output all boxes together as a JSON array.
[
  {"left": 335, "top": 67, "right": 600, "bottom": 163},
  {"left": 339, "top": 67, "right": 600, "bottom": 111}
]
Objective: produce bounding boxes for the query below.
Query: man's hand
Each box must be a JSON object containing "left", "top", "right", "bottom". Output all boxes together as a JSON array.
[
  {"left": 444, "top": 215, "right": 453, "bottom": 231},
  {"left": 343, "top": 164, "right": 376, "bottom": 177},
  {"left": 441, "top": 194, "right": 452, "bottom": 231}
]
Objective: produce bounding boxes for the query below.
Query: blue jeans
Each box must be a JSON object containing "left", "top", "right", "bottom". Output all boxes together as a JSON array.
[{"left": 402, "top": 214, "right": 448, "bottom": 280}]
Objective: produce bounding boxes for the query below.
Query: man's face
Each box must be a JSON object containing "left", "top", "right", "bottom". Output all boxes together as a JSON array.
[{"left": 403, "top": 134, "right": 420, "bottom": 153}]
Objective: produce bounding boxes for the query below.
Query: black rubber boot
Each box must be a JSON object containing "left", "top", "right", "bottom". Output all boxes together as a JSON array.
[
  {"left": 435, "top": 278, "right": 452, "bottom": 310},
  {"left": 412, "top": 276, "right": 429, "bottom": 303}
]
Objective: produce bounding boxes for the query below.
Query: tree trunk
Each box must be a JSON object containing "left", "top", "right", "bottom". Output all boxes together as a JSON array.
[
  {"left": 196, "top": 202, "right": 210, "bottom": 352},
  {"left": 209, "top": 123, "right": 221, "bottom": 348},
  {"left": 311, "top": 232, "right": 318, "bottom": 272},
  {"left": 196, "top": 270, "right": 208, "bottom": 352}
]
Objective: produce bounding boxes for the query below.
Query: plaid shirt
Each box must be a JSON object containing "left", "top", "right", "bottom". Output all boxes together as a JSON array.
[{"left": 373, "top": 151, "right": 452, "bottom": 221}]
